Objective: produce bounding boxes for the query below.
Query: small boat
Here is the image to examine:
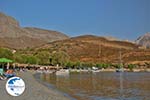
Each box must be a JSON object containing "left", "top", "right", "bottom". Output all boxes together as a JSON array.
[
  {"left": 92, "top": 69, "right": 101, "bottom": 73},
  {"left": 43, "top": 70, "right": 55, "bottom": 74},
  {"left": 36, "top": 70, "right": 44, "bottom": 73},
  {"left": 80, "top": 69, "right": 89, "bottom": 73},
  {"left": 116, "top": 68, "right": 124, "bottom": 72},
  {"left": 56, "top": 69, "right": 69, "bottom": 76},
  {"left": 36, "top": 70, "right": 55, "bottom": 74},
  {"left": 116, "top": 50, "right": 124, "bottom": 73},
  {"left": 91, "top": 67, "right": 101, "bottom": 73},
  {"left": 70, "top": 69, "right": 80, "bottom": 73}
]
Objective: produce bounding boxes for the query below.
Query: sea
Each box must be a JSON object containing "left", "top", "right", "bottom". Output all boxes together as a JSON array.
[{"left": 37, "top": 72, "right": 150, "bottom": 100}]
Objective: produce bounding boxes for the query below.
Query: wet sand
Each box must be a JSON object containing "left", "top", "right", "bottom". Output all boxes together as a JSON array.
[{"left": 0, "top": 71, "right": 71, "bottom": 100}]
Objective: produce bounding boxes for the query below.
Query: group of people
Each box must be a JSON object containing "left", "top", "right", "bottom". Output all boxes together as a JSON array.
[{"left": 0, "top": 69, "right": 16, "bottom": 80}]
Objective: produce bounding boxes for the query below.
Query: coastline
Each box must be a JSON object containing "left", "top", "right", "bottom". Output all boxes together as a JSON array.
[
  {"left": 33, "top": 72, "right": 76, "bottom": 100},
  {"left": 0, "top": 71, "right": 71, "bottom": 100}
]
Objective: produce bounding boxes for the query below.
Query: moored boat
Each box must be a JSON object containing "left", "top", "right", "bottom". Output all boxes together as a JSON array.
[{"left": 55, "top": 69, "right": 70, "bottom": 76}]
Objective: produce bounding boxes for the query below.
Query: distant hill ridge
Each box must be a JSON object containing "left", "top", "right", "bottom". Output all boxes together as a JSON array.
[
  {"left": 0, "top": 12, "right": 69, "bottom": 49},
  {"left": 135, "top": 32, "right": 150, "bottom": 48},
  {"left": 0, "top": 12, "right": 150, "bottom": 51},
  {"left": 32, "top": 34, "right": 149, "bottom": 63},
  {"left": 1, "top": 12, "right": 149, "bottom": 64}
]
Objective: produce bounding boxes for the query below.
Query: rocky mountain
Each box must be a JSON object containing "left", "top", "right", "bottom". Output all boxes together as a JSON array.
[
  {"left": 0, "top": 12, "right": 69, "bottom": 49},
  {"left": 1, "top": 12, "right": 150, "bottom": 64},
  {"left": 32, "top": 35, "right": 150, "bottom": 63},
  {"left": 135, "top": 32, "right": 150, "bottom": 48}
]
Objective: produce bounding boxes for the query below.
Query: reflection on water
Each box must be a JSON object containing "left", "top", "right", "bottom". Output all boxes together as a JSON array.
[{"left": 40, "top": 72, "right": 150, "bottom": 100}]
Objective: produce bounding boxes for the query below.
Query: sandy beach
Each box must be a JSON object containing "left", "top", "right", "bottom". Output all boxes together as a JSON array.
[{"left": 0, "top": 71, "right": 71, "bottom": 100}]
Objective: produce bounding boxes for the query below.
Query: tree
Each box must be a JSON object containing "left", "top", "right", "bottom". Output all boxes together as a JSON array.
[
  {"left": 96, "top": 63, "right": 110, "bottom": 69},
  {"left": 51, "top": 51, "right": 70, "bottom": 67},
  {"left": 65, "top": 61, "right": 74, "bottom": 69},
  {"left": 128, "top": 64, "right": 135, "bottom": 71},
  {"left": 74, "top": 61, "right": 82, "bottom": 69},
  {"left": 36, "top": 51, "right": 50, "bottom": 65},
  {"left": 0, "top": 48, "right": 13, "bottom": 59},
  {"left": 82, "top": 62, "right": 93, "bottom": 69},
  {"left": 25, "top": 55, "right": 39, "bottom": 64},
  {"left": 13, "top": 53, "right": 24, "bottom": 63},
  {"left": 102, "top": 63, "right": 110, "bottom": 69},
  {"left": 114, "top": 64, "right": 123, "bottom": 69},
  {"left": 96, "top": 63, "right": 103, "bottom": 69}
]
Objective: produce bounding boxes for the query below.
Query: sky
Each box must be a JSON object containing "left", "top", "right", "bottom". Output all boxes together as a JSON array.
[{"left": 0, "top": 0, "right": 149, "bottom": 40}]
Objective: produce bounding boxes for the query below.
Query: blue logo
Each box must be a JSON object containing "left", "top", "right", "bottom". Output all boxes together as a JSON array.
[{"left": 6, "top": 77, "right": 25, "bottom": 96}]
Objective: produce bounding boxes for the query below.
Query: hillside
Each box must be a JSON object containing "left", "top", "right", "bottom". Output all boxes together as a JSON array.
[
  {"left": 0, "top": 12, "right": 68, "bottom": 49},
  {"left": 135, "top": 32, "right": 150, "bottom": 48},
  {"left": 30, "top": 35, "right": 150, "bottom": 64},
  {"left": 1, "top": 12, "right": 150, "bottom": 64}
]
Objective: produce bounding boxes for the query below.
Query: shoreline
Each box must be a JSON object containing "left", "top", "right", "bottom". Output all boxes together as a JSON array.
[
  {"left": 33, "top": 72, "right": 76, "bottom": 100},
  {"left": 0, "top": 70, "right": 149, "bottom": 100},
  {"left": 0, "top": 71, "right": 71, "bottom": 100}
]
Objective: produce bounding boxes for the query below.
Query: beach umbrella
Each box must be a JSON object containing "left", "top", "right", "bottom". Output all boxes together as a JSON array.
[
  {"left": 0, "top": 58, "right": 13, "bottom": 70},
  {"left": 0, "top": 58, "right": 13, "bottom": 63}
]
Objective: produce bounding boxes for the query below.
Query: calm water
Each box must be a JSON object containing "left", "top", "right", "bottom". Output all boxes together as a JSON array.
[{"left": 39, "top": 72, "right": 150, "bottom": 100}]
